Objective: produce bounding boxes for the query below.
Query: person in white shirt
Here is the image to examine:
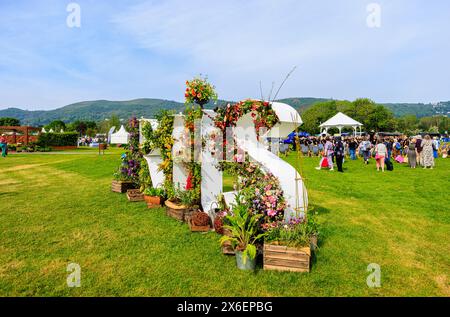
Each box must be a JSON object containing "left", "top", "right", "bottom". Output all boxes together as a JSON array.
[{"left": 374, "top": 137, "right": 388, "bottom": 172}]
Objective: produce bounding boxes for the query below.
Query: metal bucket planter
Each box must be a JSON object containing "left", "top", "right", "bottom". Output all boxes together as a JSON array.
[{"left": 235, "top": 251, "right": 256, "bottom": 271}]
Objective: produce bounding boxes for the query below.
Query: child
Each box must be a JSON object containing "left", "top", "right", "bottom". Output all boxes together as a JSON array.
[{"left": 315, "top": 151, "right": 331, "bottom": 170}]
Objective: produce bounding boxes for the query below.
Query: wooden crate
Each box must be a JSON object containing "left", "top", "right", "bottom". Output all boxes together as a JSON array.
[
  {"left": 187, "top": 218, "right": 210, "bottom": 232},
  {"left": 111, "top": 180, "right": 135, "bottom": 193},
  {"left": 263, "top": 243, "right": 311, "bottom": 273},
  {"left": 126, "top": 189, "right": 144, "bottom": 202},
  {"left": 165, "top": 200, "right": 190, "bottom": 222}
]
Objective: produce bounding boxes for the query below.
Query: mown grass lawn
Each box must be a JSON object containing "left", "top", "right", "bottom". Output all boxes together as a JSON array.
[{"left": 0, "top": 149, "right": 449, "bottom": 296}]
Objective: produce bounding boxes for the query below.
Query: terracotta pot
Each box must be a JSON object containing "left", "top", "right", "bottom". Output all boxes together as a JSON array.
[{"left": 144, "top": 195, "right": 161, "bottom": 208}]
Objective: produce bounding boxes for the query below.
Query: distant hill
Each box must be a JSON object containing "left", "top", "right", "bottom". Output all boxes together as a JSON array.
[
  {"left": 383, "top": 101, "right": 450, "bottom": 117},
  {"left": 1, "top": 98, "right": 449, "bottom": 126}
]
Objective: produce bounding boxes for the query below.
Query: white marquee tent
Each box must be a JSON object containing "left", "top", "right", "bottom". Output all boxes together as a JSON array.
[
  {"left": 110, "top": 125, "right": 129, "bottom": 144},
  {"left": 319, "top": 112, "right": 363, "bottom": 136}
]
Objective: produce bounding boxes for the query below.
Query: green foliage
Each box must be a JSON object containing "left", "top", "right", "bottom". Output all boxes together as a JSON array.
[
  {"left": 67, "top": 120, "right": 97, "bottom": 135},
  {"left": 114, "top": 117, "right": 142, "bottom": 185},
  {"left": 220, "top": 202, "right": 266, "bottom": 264},
  {"left": 2, "top": 98, "right": 449, "bottom": 127},
  {"left": 142, "top": 110, "right": 175, "bottom": 196},
  {"left": 143, "top": 187, "right": 166, "bottom": 198},
  {"left": 169, "top": 184, "right": 199, "bottom": 207},
  {"left": 139, "top": 158, "right": 152, "bottom": 192},
  {"left": 37, "top": 132, "right": 78, "bottom": 146},
  {"left": 0, "top": 117, "right": 20, "bottom": 126},
  {"left": 110, "top": 113, "right": 121, "bottom": 130},
  {"left": 185, "top": 76, "right": 218, "bottom": 106},
  {"left": 45, "top": 120, "right": 66, "bottom": 132},
  {"left": 302, "top": 98, "right": 396, "bottom": 134},
  {"left": 265, "top": 215, "right": 320, "bottom": 248}
]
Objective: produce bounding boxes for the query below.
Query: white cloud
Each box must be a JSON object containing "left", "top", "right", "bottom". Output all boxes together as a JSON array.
[{"left": 1, "top": 0, "right": 450, "bottom": 109}]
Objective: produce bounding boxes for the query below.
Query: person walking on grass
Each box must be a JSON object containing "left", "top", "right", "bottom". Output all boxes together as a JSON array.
[
  {"left": 348, "top": 137, "right": 358, "bottom": 160},
  {"left": 407, "top": 138, "right": 418, "bottom": 168},
  {"left": 374, "top": 137, "right": 387, "bottom": 172},
  {"left": 334, "top": 137, "right": 345, "bottom": 173},
  {"left": 422, "top": 135, "right": 435, "bottom": 169},
  {"left": 0, "top": 134, "right": 7, "bottom": 158},
  {"left": 325, "top": 137, "right": 334, "bottom": 171},
  {"left": 360, "top": 136, "right": 372, "bottom": 165},
  {"left": 415, "top": 135, "right": 423, "bottom": 166},
  {"left": 432, "top": 137, "right": 440, "bottom": 159}
]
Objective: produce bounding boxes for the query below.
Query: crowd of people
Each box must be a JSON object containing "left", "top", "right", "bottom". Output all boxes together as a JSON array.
[{"left": 291, "top": 133, "right": 448, "bottom": 173}]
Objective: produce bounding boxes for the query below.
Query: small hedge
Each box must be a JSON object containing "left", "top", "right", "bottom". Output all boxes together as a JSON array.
[{"left": 37, "top": 132, "right": 78, "bottom": 147}]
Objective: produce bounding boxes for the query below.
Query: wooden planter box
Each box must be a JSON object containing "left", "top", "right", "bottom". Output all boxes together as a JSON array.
[
  {"left": 187, "top": 218, "right": 210, "bottom": 232},
  {"left": 144, "top": 195, "right": 162, "bottom": 208},
  {"left": 126, "top": 189, "right": 144, "bottom": 202},
  {"left": 165, "top": 200, "right": 190, "bottom": 222},
  {"left": 111, "top": 180, "right": 136, "bottom": 193},
  {"left": 263, "top": 243, "right": 311, "bottom": 273}
]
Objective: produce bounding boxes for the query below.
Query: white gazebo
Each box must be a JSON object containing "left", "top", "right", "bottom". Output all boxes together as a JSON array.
[
  {"left": 319, "top": 112, "right": 363, "bottom": 136},
  {"left": 110, "top": 125, "right": 129, "bottom": 144}
]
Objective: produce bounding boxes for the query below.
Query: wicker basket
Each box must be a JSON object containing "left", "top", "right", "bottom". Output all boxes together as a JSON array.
[{"left": 126, "top": 189, "right": 144, "bottom": 202}]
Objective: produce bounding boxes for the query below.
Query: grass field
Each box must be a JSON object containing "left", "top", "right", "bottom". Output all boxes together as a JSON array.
[{"left": 0, "top": 149, "right": 449, "bottom": 296}]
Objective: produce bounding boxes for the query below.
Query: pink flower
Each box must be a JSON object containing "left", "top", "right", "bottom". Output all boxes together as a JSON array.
[
  {"left": 268, "top": 209, "right": 277, "bottom": 217},
  {"left": 268, "top": 195, "right": 277, "bottom": 204}
]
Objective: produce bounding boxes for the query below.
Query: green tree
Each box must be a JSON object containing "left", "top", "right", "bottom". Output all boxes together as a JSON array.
[
  {"left": 110, "top": 113, "right": 120, "bottom": 130},
  {"left": 45, "top": 120, "right": 66, "bottom": 132},
  {"left": 67, "top": 120, "right": 97, "bottom": 136},
  {"left": 301, "top": 98, "right": 395, "bottom": 134},
  {"left": 0, "top": 117, "right": 20, "bottom": 126}
]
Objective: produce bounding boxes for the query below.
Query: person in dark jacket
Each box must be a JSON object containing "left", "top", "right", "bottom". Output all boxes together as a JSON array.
[{"left": 334, "top": 137, "right": 345, "bottom": 172}]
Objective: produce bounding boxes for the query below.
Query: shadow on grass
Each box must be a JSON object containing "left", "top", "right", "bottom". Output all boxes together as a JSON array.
[
  {"left": 0, "top": 192, "right": 19, "bottom": 197},
  {"left": 309, "top": 204, "right": 331, "bottom": 215}
]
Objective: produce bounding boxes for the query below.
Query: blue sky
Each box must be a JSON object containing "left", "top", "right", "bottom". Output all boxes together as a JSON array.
[{"left": 1, "top": 0, "right": 450, "bottom": 110}]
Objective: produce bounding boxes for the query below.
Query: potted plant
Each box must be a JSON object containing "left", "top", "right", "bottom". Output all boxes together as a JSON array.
[
  {"left": 220, "top": 203, "right": 266, "bottom": 271},
  {"left": 185, "top": 76, "right": 217, "bottom": 108},
  {"left": 263, "top": 215, "right": 320, "bottom": 273},
  {"left": 213, "top": 193, "right": 229, "bottom": 235},
  {"left": 112, "top": 117, "right": 141, "bottom": 193},
  {"left": 143, "top": 187, "right": 165, "bottom": 208},
  {"left": 165, "top": 186, "right": 196, "bottom": 222}
]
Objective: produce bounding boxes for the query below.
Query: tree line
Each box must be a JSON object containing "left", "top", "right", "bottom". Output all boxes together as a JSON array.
[
  {"left": 0, "top": 114, "right": 122, "bottom": 136},
  {"left": 301, "top": 98, "right": 449, "bottom": 135},
  {"left": 2, "top": 100, "right": 449, "bottom": 136}
]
